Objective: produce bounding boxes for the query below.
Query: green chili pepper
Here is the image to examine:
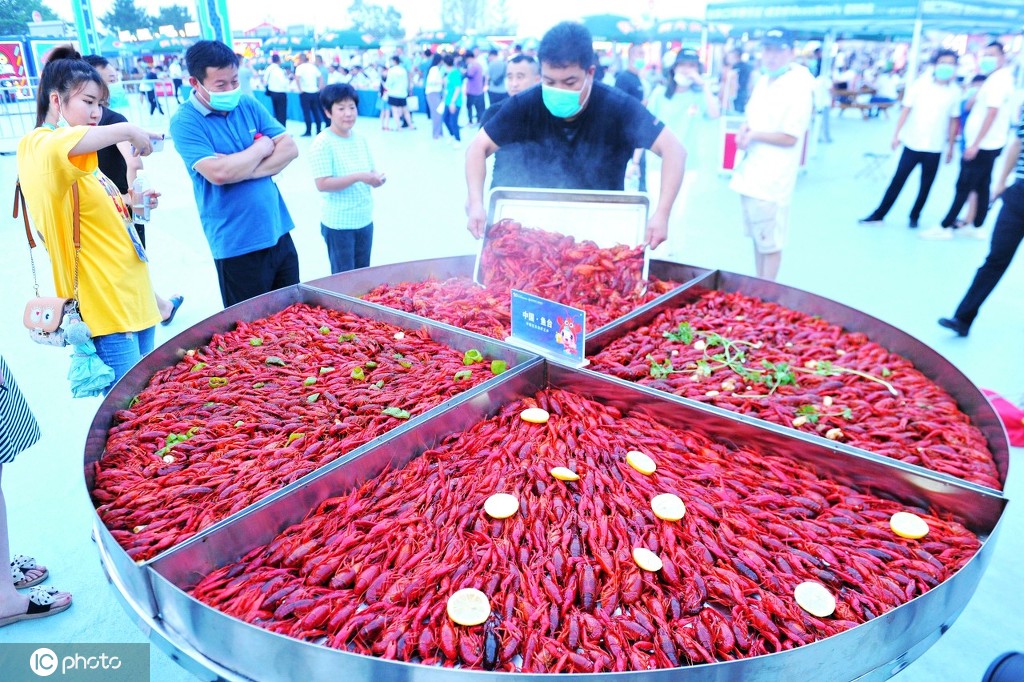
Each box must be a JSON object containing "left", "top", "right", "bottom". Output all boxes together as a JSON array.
[
  {"left": 319, "top": 325, "right": 331, "bottom": 334},
  {"left": 252, "top": 382, "right": 265, "bottom": 389},
  {"left": 287, "top": 432, "right": 304, "bottom": 444},
  {"left": 249, "top": 337, "right": 263, "bottom": 347},
  {"left": 454, "top": 369, "right": 473, "bottom": 381},
  {"left": 307, "top": 393, "right": 320, "bottom": 404},
  {"left": 128, "top": 395, "right": 140, "bottom": 408},
  {"left": 339, "top": 333, "right": 356, "bottom": 342},
  {"left": 351, "top": 367, "right": 365, "bottom": 381},
  {"left": 319, "top": 366, "right": 335, "bottom": 375},
  {"left": 398, "top": 360, "right": 413, "bottom": 369},
  {"left": 304, "top": 377, "right": 316, "bottom": 386},
  {"left": 373, "top": 380, "right": 385, "bottom": 389},
  {"left": 190, "top": 362, "right": 207, "bottom": 372},
  {"left": 265, "top": 356, "right": 286, "bottom": 367},
  {"left": 234, "top": 420, "right": 244, "bottom": 427},
  {"left": 381, "top": 407, "right": 411, "bottom": 419},
  {"left": 365, "top": 361, "right": 378, "bottom": 369},
  {"left": 463, "top": 349, "right": 484, "bottom": 365},
  {"left": 490, "top": 360, "right": 507, "bottom": 375},
  {"left": 209, "top": 377, "right": 228, "bottom": 388}
]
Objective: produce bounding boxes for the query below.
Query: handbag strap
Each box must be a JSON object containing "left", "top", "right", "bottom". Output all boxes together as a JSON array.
[{"left": 14, "top": 179, "right": 81, "bottom": 298}]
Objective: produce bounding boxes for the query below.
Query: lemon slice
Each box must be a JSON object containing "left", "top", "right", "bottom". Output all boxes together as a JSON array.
[
  {"left": 446, "top": 588, "right": 491, "bottom": 626},
  {"left": 794, "top": 581, "right": 836, "bottom": 617},
  {"left": 520, "top": 407, "right": 550, "bottom": 424},
  {"left": 651, "top": 493, "right": 686, "bottom": 521},
  {"left": 484, "top": 493, "right": 519, "bottom": 519},
  {"left": 890, "top": 511, "right": 929, "bottom": 539},
  {"left": 550, "top": 466, "right": 579, "bottom": 481},
  {"left": 626, "top": 450, "right": 656, "bottom": 475},
  {"left": 632, "top": 547, "right": 663, "bottom": 572}
]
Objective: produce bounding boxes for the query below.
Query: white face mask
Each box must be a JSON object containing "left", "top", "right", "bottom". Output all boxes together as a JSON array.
[
  {"left": 674, "top": 74, "right": 691, "bottom": 88},
  {"left": 55, "top": 100, "right": 70, "bottom": 128}
]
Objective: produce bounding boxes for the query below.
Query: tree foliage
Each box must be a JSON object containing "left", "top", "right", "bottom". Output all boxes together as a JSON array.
[
  {"left": 441, "top": 0, "right": 514, "bottom": 35},
  {"left": 100, "top": 0, "right": 151, "bottom": 34},
  {"left": 0, "top": 0, "right": 58, "bottom": 35},
  {"left": 152, "top": 4, "right": 193, "bottom": 31},
  {"left": 348, "top": 0, "right": 405, "bottom": 40}
]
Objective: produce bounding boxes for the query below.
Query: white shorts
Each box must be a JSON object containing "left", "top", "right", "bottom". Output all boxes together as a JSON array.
[{"left": 740, "top": 195, "right": 790, "bottom": 254}]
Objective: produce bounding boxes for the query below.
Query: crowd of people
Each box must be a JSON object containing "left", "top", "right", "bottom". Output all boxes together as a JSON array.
[{"left": 3, "top": 21, "right": 1022, "bottom": 629}]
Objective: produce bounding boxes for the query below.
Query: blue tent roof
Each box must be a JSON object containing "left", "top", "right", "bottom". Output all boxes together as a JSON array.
[{"left": 706, "top": 0, "right": 1024, "bottom": 34}]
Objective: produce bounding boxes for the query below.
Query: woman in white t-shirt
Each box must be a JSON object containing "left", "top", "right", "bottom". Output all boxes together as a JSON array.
[
  {"left": 424, "top": 54, "right": 444, "bottom": 139},
  {"left": 309, "top": 84, "right": 386, "bottom": 274}
]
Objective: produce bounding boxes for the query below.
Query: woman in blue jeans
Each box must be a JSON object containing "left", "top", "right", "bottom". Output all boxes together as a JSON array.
[
  {"left": 442, "top": 54, "right": 463, "bottom": 143},
  {"left": 17, "top": 47, "right": 161, "bottom": 393}
]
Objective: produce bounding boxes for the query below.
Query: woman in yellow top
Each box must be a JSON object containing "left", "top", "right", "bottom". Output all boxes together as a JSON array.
[{"left": 17, "top": 47, "right": 162, "bottom": 390}]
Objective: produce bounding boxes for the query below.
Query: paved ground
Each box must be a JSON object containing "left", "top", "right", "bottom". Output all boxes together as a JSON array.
[{"left": 0, "top": 101, "right": 1020, "bottom": 681}]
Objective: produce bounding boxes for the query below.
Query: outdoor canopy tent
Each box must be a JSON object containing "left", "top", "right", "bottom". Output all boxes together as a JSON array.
[
  {"left": 655, "top": 18, "right": 727, "bottom": 44},
  {"left": 582, "top": 14, "right": 648, "bottom": 43},
  {"left": 706, "top": 0, "right": 1024, "bottom": 86}
]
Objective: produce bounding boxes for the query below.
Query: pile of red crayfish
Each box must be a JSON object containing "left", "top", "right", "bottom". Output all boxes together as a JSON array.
[
  {"left": 588, "top": 290, "right": 1001, "bottom": 490},
  {"left": 362, "top": 220, "right": 677, "bottom": 338},
  {"left": 93, "top": 303, "right": 505, "bottom": 561},
  {"left": 191, "top": 388, "right": 979, "bottom": 672}
]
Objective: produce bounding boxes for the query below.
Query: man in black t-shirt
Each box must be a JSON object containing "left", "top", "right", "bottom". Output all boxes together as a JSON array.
[
  {"left": 479, "top": 55, "right": 541, "bottom": 189},
  {"left": 466, "top": 22, "right": 685, "bottom": 249}
]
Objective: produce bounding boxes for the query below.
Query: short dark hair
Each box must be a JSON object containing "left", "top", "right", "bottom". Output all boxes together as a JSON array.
[
  {"left": 83, "top": 54, "right": 109, "bottom": 69},
  {"left": 271, "top": 54, "right": 281, "bottom": 64},
  {"left": 185, "top": 40, "right": 239, "bottom": 83},
  {"left": 35, "top": 46, "right": 108, "bottom": 127},
  {"left": 489, "top": 48, "right": 499, "bottom": 56},
  {"left": 320, "top": 82, "right": 358, "bottom": 112},
  {"left": 539, "top": 22, "right": 594, "bottom": 70},
  {"left": 443, "top": 54, "right": 455, "bottom": 67},
  {"left": 987, "top": 40, "right": 1005, "bottom": 53},
  {"left": 423, "top": 48, "right": 432, "bottom": 57},
  {"left": 933, "top": 48, "right": 958, "bottom": 63},
  {"left": 390, "top": 55, "right": 400, "bottom": 65}
]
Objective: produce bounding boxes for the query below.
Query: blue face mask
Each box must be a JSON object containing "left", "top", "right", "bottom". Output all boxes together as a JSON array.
[
  {"left": 979, "top": 55, "right": 998, "bottom": 75},
  {"left": 541, "top": 76, "right": 589, "bottom": 119},
  {"left": 761, "top": 64, "right": 789, "bottom": 79},
  {"left": 107, "top": 81, "right": 129, "bottom": 109},
  {"left": 933, "top": 64, "right": 955, "bottom": 81},
  {"left": 55, "top": 101, "right": 70, "bottom": 128},
  {"left": 199, "top": 82, "right": 241, "bottom": 111}
]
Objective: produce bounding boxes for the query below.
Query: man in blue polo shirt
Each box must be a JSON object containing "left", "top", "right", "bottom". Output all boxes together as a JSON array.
[{"left": 170, "top": 40, "right": 300, "bottom": 307}]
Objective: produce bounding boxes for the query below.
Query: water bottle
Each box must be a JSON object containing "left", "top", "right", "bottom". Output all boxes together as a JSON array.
[{"left": 132, "top": 170, "right": 152, "bottom": 223}]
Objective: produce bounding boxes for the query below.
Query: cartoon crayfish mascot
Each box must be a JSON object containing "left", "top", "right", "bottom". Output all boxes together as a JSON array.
[{"left": 554, "top": 315, "right": 583, "bottom": 355}]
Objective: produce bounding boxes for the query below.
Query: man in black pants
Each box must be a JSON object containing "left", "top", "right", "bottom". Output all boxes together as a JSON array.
[
  {"left": 264, "top": 54, "right": 290, "bottom": 127},
  {"left": 923, "top": 41, "right": 1013, "bottom": 240},
  {"left": 859, "top": 50, "right": 960, "bottom": 229},
  {"left": 939, "top": 122, "right": 1024, "bottom": 336}
]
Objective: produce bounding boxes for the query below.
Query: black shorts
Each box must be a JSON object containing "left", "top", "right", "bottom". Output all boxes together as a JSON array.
[{"left": 387, "top": 96, "right": 407, "bottom": 107}]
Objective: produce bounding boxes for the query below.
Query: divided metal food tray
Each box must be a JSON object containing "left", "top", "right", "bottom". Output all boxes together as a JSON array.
[
  {"left": 84, "top": 261, "right": 1011, "bottom": 682},
  {"left": 141, "top": 362, "right": 1004, "bottom": 682},
  {"left": 84, "top": 284, "right": 538, "bottom": 618},
  {"left": 585, "top": 270, "right": 1010, "bottom": 490},
  {"left": 305, "top": 254, "right": 712, "bottom": 352}
]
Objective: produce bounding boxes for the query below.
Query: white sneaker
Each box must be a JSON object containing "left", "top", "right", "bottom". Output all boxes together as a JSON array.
[{"left": 919, "top": 226, "right": 954, "bottom": 241}]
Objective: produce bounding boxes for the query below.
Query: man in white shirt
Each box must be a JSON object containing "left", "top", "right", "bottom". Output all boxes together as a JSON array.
[
  {"left": 729, "top": 28, "right": 814, "bottom": 280},
  {"left": 925, "top": 40, "right": 1015, "bottom": 239},
  {"left": 384, "top": 55, "right": 413, "bottom": 130},
  {"left": 263, "top": 54, "right": 291, "bottom": 126},
  {"left": 295, "top": 52, "right": 324, "bottom": 136},
  {"left": 169, "top": 57, "right": 184, "bottom": 102},
  {"left": 860, "top": 50, "right": 960, "bottom": 228}
]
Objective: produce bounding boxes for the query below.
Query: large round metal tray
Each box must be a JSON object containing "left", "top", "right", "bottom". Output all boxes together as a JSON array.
[{"left": 84, "top": 260, "right": 1010, "bottom": 682}]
